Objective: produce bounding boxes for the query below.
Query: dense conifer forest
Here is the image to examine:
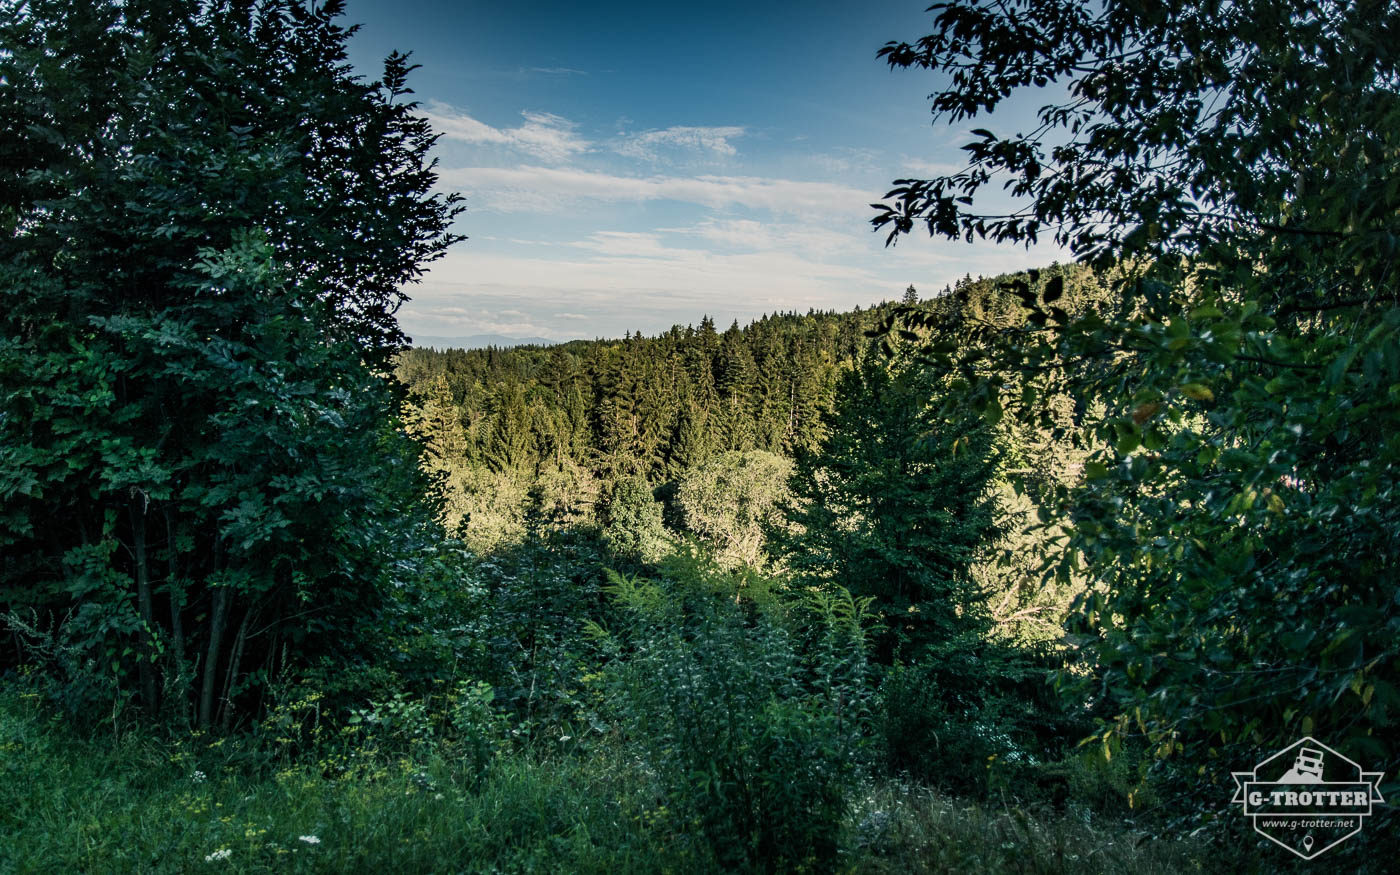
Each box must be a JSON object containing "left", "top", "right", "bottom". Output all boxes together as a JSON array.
[
  {"left": 3, "top": 0, "right": 1398, "bottom": 872},
  {"left": 394, "top": 289, "right": 967, "bottom": 549}
]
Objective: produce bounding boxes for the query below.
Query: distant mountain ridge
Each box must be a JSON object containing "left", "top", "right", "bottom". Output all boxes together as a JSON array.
[{"left": 408, "top": 333, "right": 560, "bottom": 350}]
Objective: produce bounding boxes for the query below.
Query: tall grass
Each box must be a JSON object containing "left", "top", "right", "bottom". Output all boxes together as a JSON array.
[
  {"left": 0, "top": 688, "right": 669, "bottom": 873},
  {"left": 0, "top": 685, "right": 1222, "bottom": 874}
]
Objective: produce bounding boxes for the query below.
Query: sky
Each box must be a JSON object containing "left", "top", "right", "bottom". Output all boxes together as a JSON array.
[{"left": 344, "top": 0, "right": 1057, "bottom": 343}]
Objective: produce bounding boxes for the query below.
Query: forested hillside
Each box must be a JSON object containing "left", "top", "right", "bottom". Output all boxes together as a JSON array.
[
  {"left": 396, "top": 296, "right": 918, "bottom": 549},
  {"left": 397, "top": 309, "right": 855, "bottom": 539}
]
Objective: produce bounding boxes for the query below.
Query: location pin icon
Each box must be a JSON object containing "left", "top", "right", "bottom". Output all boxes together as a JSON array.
[{"left": 1303, "top": 835, "right": 1315, "bottom": 853}]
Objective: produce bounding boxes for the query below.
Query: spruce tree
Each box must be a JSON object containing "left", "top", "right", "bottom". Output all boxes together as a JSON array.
[
  {"left": 715, "top": 323, "right": 757, "bottom": 451},
  {"left": 483, "top": 382, "right": 535, "bottom": 476},
  {"left": 780, "top": 349, "right": 999, "bottom": 661}
]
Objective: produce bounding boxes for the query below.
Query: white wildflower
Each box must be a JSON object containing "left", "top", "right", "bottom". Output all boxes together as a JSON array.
[
  {"left": 298, "top": 835, "right": 321, "bottom": 845},
  {"left": 204, "top": 848, "right": 232, "bottom": 862},
  {"left": 191, "top": 771, "right": 207, "bottom": 783}
]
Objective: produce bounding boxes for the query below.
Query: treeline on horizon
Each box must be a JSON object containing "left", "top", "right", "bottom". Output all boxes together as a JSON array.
[{"left": 393, "top": 272, "right": 1075, "bottom": 557}]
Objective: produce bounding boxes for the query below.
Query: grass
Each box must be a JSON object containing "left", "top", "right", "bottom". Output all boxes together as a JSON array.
[
  {"left": 0, "top": 688, "right": 1221, "bottom": 874},
  {"left": 846, "top": 779, "right": 1206, "bottom": 874}
]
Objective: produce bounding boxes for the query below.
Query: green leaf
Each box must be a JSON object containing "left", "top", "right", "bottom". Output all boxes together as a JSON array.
[{"left": 1179, "top": 383, "right": 1214, "bottom": 402}]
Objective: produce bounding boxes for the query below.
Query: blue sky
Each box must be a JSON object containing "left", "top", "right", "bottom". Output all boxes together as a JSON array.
[{"left": 345, "top": 0, "right": 1056, "bottom": 342}]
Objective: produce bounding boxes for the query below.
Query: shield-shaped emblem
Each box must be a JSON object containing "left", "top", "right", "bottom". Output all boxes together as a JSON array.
[{"left": 1231, "top": 736, "right": 1385, "bottom": 859}]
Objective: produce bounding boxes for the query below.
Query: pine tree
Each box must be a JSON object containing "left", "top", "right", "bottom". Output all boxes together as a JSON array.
[
  {"left": 483, "top": 382, "right": 534, "bottom": 475},
  {"left": 715, "top": 323, "right": 757, "bottom": 451}
]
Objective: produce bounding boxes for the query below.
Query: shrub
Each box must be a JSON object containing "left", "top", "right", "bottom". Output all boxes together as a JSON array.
[
  {"left": 877, "top": 640, "right": 1085, "bottom": 799},
  {"left": 472, "top": 529, "right": 612, "bottom": 739},
  {"left": 602, "top": 476, "right": 672, "bottom": 565},
  {"left": 594, "top": 558, "right": 872, "bottom": 871}
]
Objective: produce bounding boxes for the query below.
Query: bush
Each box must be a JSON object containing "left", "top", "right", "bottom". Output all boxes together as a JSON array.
[
  {"left": 602, "top": 476, "right": 672, "bottom": 565},
  {"left": 472, "top": 529, "right": 613, "bottom": 740},
  {"left": 594, "top": 557, "right": 872, "bottom": 871},
  {"left": 877, "top": 640, "right": 1085, "bottom": 799}
]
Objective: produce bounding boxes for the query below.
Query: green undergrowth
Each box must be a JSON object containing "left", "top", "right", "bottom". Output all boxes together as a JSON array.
[
  {"left": 0, "top": 686, "right": 1217, "bottom": 875},
  {"left": 0, "top": 686, "right": 673, "bottom": 874}
]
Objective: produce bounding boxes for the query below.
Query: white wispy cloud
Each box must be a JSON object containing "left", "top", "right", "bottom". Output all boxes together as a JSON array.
[
  {"left": 681, "top": 218, "right": 862, "bottom": 257},
  {"left": 899, "top": 156, "right": 966, "bottom": 177},
  {"left": 402, "top": 100, "right": 1060, "bottom": 342},
  {"left": 615, "top": 125, "right": 747, "bottom": 161},
  {"left": 424, "top": 102, "right": 589, "bottom": 163},
  {"left": 570, "top": 231, "right": 703, "bottom": 259},
  {"left": 407, "top": 304, "right": 560, "bottom": 338},
  {"left": 439, "top": 165, "right": 871, "bottom": 215},
  {"left": 806, "top": 147, "right": 881, "bottom": 176},
  {"left": 399, "top": 224, "right": 1055, "bottom": 342},
  {"left": 408, "top": 246, "right": 883, "bottom": 323}
]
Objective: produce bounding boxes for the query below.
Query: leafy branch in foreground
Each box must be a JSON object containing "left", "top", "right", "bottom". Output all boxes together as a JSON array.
[{"left": 874, "top": 0, "right": 1400, "bottom": 820}]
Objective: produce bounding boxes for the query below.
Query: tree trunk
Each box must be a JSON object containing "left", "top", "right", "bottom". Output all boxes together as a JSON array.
[
  {"left": 199, "top": 585, "right": 228, "bottom": 730},
  {"left": 219, "top": 605, "right": 253, "bottom": 732},
  {"left": 130, "top": 501, "right": 159, "bottom": 713},
  {"left": 164, "top": 508, "right": 188, "bottom": 724}
]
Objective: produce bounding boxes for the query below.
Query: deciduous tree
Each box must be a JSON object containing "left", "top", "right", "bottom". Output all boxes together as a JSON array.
[
  {"left": 873, "top": 0, "right": 1400, "bottom": 810},
  {"left": 0, "top": 0, "right": 461, "bottom": 726}
]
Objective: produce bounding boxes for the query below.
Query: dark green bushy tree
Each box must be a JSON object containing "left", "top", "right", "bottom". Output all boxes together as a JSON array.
[
  {"left": 779, "top": 347, "right": 999, "bottom": 661},
  {"left": 874, "top": 0, "right": 1400, "bottom": 821},
  {"left": 0, "top": 0, "right": 461, "bottom": 727},
  {"left": 774, "top": 345, "right": 1082, "bottom": 795}
]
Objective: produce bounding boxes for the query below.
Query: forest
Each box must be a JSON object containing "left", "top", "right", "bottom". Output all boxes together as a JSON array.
[{"left": 2, "top": 0, "right": 1398, "bottom": 872}]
